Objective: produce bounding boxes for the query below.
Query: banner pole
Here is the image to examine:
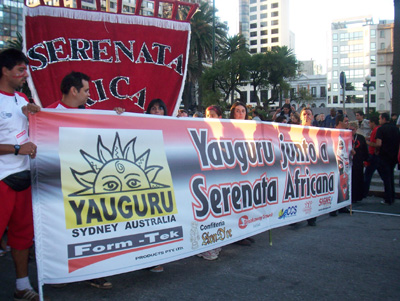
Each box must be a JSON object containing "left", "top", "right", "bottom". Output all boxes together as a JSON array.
[
  {"left": 269, "top": 230, "right": 272, "bottom": 246},
  {"left": 38, "top": 282, "right": 43, "bottom": 301}
]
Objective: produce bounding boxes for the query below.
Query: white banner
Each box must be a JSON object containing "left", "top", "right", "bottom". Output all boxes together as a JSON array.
[{"left": 29, "top": 109, "right": 352, "bottom": 285}]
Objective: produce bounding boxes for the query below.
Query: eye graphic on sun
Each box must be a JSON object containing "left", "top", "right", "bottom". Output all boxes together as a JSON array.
[{"left": 70, "top": 133, "right": 168, "bottom": 195}]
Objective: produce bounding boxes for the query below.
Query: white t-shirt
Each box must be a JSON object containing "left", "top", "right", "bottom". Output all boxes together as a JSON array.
[{"left": 0, "top": 90, "right": 30, "bottom": 180}]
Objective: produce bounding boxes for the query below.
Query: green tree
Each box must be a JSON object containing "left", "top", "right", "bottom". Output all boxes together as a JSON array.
[
  {"left": 295, "top": 88, "right": 313, "bottom": 108},
  {"left": 246, "top": 53, "right": 270, "bottom": 105},
  {"left": 202, "top": 50, "right": 250, "bottom": 104},
  {"left": 267, "top": 46, "right": 298, "bottom": 107}
]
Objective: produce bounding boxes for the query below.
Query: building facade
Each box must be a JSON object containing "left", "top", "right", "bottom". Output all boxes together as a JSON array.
[
  {"left": 239, "top": 0, "right": 291, "bottom": 53},
  {"left": 287, "top": 73, "right": 327, "bottom": 109},
  {"left": 0, "top": 0, "right": 24, "bottom": 50},
  {"left": 327, "top": 16, "right": 394, "bottom": 113}
]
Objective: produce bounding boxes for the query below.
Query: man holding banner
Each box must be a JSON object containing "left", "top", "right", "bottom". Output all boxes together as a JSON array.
[
  {"left": 47, "top": 71, "right": 114, "bottom": 289},
  {"left": 0, "top": 49, "right": 41, "bottom": 301}
]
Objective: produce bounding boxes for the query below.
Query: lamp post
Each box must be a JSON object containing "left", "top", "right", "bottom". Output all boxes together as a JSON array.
[
  {"left": 212, "top": 0, "right": 215, "bottom": 65},
  {"left": 362, "top": 75, "right": 374, "bottom": 118}
]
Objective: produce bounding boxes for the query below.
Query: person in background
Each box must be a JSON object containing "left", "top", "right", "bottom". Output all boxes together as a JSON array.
[
  {"left": 317, "top": 113, "right": 325, "bottom": 127},
  {"left": 289, "top": 112, "right": 301, "bottom": 125},
  {"left": 196, "top": 105, "right": 224, "bottom": 260},
  {"left": 299, "top": 107, "right": 317, "bottom": 226},
  {"left": 355, "top": 111, "right": 371, "bottom": 138},
  {"left": 145, "top": 99, "right": 168, "bottom": 271},
  {"left": 193, "top": 111, "right": 203, "bottom": 118},
  {"left": 0, "top": 48, "right": 42, "bottom": 300},
  {"left": 146, "top": 98, "right": 168, "bottom": 116},
  {"left": 300, "top": 107, "right": 314, "bottom": 127},
  {"left": 390, "top": 113, "right": 397, "bottom": 125},
  {"left": 205, "top": 105, "right": 222, "bottom": 119},
  {"left": 312, "top": 114, "right": 319, "bottom": 127},
  {"left": 348, "top": 121, "right": 368, "bottom": 203},
  {"left": 271, "top": 103, "right": 291, "bottom": 121},
  {"left": 376, "top": 113, "right": 400, "bottom": 205},
  {"left": 177, "top": 108, "right": 188, "bottom": 117},
  {"left": 252, "top": 110, "right": 262, "bottom": 121},
  {"left": 230, "top": 101, "right": 248, "bottom": 120},
  {"left": 363, "top": 116, "right": 381, "bottom": 198},
  {"left": 275, "top": 115, "right": 287, "bottom": 123},
  {"left": 323, "top": 108, "right": 336, "bottom": 128}
]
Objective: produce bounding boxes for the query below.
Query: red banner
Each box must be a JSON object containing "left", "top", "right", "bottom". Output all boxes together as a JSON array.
[{"left": 23, "top": 4, "right": 192, "bottom": 115}]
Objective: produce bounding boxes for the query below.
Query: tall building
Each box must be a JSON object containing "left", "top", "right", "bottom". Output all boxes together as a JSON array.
[
  {"left": 0, "top": 0, "right": 24, "bottom": 50},
  {"left": 327, "top": 16, "right": 394, "bottom": 113},
  {"left": 238, "top": 0, "right": 294, "bottom": 105},
  {"left": 239, "top": 0, "right": 292, "bottom": 53}
]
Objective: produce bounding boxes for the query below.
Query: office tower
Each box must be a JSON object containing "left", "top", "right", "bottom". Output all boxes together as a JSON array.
[
  {"left": 327, "top": 16, "right": 394, "bottom": 113},
  {"left": 239, "top": 0, "right": 292, "bottom": 54}
]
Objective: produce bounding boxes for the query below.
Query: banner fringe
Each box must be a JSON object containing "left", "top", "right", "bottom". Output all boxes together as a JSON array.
[{"left": 24, "top": 6, "right": 191, "bottom": 32}]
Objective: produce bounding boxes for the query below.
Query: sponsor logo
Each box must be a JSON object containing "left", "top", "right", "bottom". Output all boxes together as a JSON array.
[
  {"left": 60, "top": 130, "right": 177, "bottom": 228},
  {"left": 238, "top": 213, "right": 273, "bottom": 229},
  {"left": 318, "top": 196, "right": 332, "bottom": 211},
  {"left": 200, "top": 221, "right": 225, "bottom": 231},
  {"left": 278, "top": 206, "right": 297, "bottom": 219},
  {"left": 303, "top": 200, "right": 312, "bottom": 215},
  {"left": 201, "top": 227, "right": 233, "bottom": 246},
  {"left": 67, "top": 226, "right": 183, "bottom": 273}
]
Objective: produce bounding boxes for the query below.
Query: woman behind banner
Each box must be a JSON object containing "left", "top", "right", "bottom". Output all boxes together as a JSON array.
[
  {"left": 144, "top": 98, "right": 168, "bottom": 272},
  {"left": 194, "top": 105, "right": 225, "bottom": 260},
  {"left": 229, "top": 102, "right": 255, "bottom": 246}
]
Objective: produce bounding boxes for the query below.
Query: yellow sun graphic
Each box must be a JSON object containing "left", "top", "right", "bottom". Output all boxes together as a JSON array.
[{"left": 70, "top": 132, "right": 168, "bottom": 195}]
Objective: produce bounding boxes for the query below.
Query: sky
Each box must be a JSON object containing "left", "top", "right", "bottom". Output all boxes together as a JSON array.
[{"left": 215, "top": 0, "right": 395, "bottom": 68}]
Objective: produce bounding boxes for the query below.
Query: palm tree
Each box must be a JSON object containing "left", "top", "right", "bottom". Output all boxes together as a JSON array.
[
  {"left": 185, "top": 2, "right": 227, "bottom": 110},
  {"left": 219, "top": 34, "right": 248, "bottom": 60},
  {"left": 7, "top": 32, "right": 23, "bottom": 50}
]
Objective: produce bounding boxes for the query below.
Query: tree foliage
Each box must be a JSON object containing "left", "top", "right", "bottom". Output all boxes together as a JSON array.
[
  {"left": 202, "top": 50, "right": 250, "bottom": 104},
  {"left": 246, "top": 53, "right": 270, "bottom": 105}
]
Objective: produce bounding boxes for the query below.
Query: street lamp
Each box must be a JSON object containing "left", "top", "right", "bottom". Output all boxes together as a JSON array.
[{"left": 362, "top": 74, "right": 374, "bottom": 118}]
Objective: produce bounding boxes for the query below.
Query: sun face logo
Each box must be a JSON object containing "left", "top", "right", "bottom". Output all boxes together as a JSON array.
[
  {"left": 70, "top": 133, "right": 168, "bottom": 196},
  {"left": 60, "top": 128, "right": 177, "bottom": 229}
]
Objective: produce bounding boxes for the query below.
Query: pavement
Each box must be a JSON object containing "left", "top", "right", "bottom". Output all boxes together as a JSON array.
[{"left": 1, "top": 195, "right": 399, "bottom": 301}]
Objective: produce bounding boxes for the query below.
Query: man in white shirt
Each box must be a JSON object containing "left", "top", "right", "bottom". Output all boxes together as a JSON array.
[{"left": 0, "top": 48, "right": 41, "bottom": 300}]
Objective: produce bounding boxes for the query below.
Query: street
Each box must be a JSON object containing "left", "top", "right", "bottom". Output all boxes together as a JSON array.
[{"left": 1, "top": 196, "right": 399, "bottom": 301}]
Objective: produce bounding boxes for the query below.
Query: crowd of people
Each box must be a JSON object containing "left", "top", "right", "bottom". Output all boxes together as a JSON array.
[{"left": 1, "top": 48, "right": 399, "bottom": 300}]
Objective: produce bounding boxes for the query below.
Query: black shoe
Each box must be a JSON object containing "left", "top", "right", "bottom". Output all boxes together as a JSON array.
[
  {"left": 235, "top": 239, "right": 251, "bottom": 246},
  {"left": 307, "top": 220, "right": 316, "bottom": 226},
  {"left": 338, "top": 207, "right": 351, "bottom": 214}
]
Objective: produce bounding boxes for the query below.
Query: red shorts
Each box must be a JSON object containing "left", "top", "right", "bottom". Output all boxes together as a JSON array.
[{"left": 0, "top": 181, "right": 34, "bottom": 250}]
